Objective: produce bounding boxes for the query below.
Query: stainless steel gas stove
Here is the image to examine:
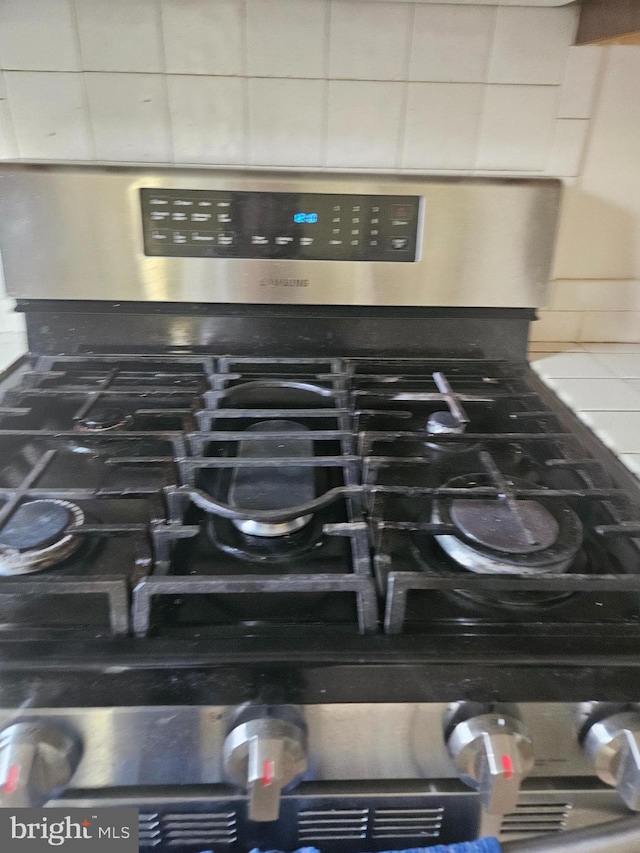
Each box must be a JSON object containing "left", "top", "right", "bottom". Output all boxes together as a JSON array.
[{"left": 0, "top": 166, "right": 639, "bottom": 852}]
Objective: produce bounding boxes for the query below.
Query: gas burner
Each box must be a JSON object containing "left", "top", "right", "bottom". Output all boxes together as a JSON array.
[
  {"left": 232, "top": 515, "right": 311, "bottom": 538},
  {"left": 222, "top": 380, "right": 333, "bottom": 408},
  {"left": 207, "top": 513, "right": 325, "bottom": 564},
  {"left": 229, "top": 419, "right": 314, "bottom": 538},
  {"left": 425, "top": 410, "right": 478, "bottom": 454},
  {"left": 426, "top": 411, "right": 465, "bottom": 436},
  {"left": 74, "top": 407, "right": 133, "bottom": 433},
  {"left": 0, "top": 499, "right": 84, "bottom": 576},
  {"left": 432, "top": 474, "right": 583, "bottom": 575}
]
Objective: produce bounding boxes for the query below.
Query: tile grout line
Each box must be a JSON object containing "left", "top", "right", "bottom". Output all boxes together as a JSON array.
[
  {"left": 395, "top": 2, "right": 415, "bottom": 171},
  {"left": 472, "top": 5, "right": 498, "bottom": 171},
  {"left": 0, "top": 67, "right": 577, "bottom": 86},
  {"left": 241, "top": 0, "right": 250, "bottom": 166},
  {"left": 156, "top": 0, "right": 174, "bottom": 164},
  {"left": 0, "top": 70, "right": 20, "bottom": 159},
  {"left": 574, "top": 45, "right": 608, "bottom": 183},
  {"left": 321, "top": 0, "right": 331, "bottom": 169},
  {"left": 69, "top": 0, "right": 96, "bottom": 160}
]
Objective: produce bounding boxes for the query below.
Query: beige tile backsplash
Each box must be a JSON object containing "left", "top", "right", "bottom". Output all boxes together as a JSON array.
[{"left": 0, "top": 0, "right": 638, "bottom": 346}]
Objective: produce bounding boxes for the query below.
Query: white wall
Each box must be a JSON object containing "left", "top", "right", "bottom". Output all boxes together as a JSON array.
[
  {"left": 0, "top": 0, "right": 637, "bottom": 352},
  {"left": 532, "top": 47, "right": 640, "bottom": 343}
]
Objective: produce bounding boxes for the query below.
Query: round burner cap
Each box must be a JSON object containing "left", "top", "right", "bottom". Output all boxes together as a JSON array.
[
  {"left": 426, "top": 411, "right": 465, "bottom": 436},
  {"left": 0, "top": 500, "right": 73, "bottom": 552},
  {"left": 450, "top": 498, "right": 559, "bottom": 554}
]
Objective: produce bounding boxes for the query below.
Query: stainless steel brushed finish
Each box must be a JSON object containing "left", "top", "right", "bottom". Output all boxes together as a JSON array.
[
  {"left": 584, "top": 712, "right": 640, "bottom": 811},
  {"left": 447, "top": 713, "right": 535, "bottom": 815},
  {"left": 0, "top": 166, "right": 561, "bottom": 308},
  {"left": 0, "top": 721, "right": 81, "bottom": 807}
]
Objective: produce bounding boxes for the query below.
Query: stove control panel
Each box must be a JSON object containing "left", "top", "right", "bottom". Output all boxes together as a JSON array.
[{"left": 140, "top": 189, "right": 420, "bottom": 262}]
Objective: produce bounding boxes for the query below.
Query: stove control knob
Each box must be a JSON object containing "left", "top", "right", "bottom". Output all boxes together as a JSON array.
[
  {"left": 223, "top": 708, "right": 307, "bottom": 823},
  {"left": 0, "top": 721, "right": 82, "bottom": 808},
  {"left": 584, "top": 712, "right": 640, "bottom": 810},
  {"left": 447, "top": 713, "right": 534, "bottom": 815}
]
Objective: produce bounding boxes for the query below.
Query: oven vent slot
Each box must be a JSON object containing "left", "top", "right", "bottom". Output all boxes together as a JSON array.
[
  {"left": 139, "top": 813, "right": 161, "bottom": 848},
  {"left": 298, "top": 808, "right": 369, "bottom": 841},
  {"left": 138, "top": 811, "right": 238, "bottom": 848},
  {"left": 372, "top": 806, "right": 444, "bottom": 839},
  {"left": 501, "top": 803, "right": 571, "bottom": 838}
]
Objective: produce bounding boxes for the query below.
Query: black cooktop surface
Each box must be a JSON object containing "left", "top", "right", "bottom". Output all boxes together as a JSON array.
[{"left": 0, "top": 353, "right": 639, "bottom": 652}]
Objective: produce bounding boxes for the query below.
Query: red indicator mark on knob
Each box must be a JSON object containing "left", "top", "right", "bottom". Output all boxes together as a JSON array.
[
  {"left": 262, "top": 760, "right": 275, "bottom": 786},
  {"left": 2, "top": 764, "right": 20, "bottom": 794},
  {"left": 501, "top": 754, "right": 514, "bottom": 780}
]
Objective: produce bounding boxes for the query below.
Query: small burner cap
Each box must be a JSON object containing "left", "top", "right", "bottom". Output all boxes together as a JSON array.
[
  {"left": 75, "top": 408, "right": 133, "bottom": 433},
  {"left": 427, "top": 411, "right": 465, "bottom": 435},
  {"left": 0, "top": 500, "right": 73, "bottom": 551}
]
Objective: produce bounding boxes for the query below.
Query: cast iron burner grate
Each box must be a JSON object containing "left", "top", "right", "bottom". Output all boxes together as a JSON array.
[
  {"left": 1, "top": 353, "right": 640, "bottom": 642},
  {"left": 132, "top": 357, "right": 375, "bottom": 637},
  {"left": 353, "top": 360, "right": 640, "bottom": 634}
]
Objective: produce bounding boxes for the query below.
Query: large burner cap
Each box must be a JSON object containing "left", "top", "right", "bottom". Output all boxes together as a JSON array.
[
  {"left": 0, "top": 500, "right": 73, "bottom": 551},
  {"left": 450, "top": 498, "right": 559, "bottom": 554},
  {"left": 432, "top": 473, "right": 583, "bottom": 576},
  {"left": 0, "top": 499, "right": 84, "bottom": 576},
  {"left": 75, "top": 408, "right": 133, "bottom": 433}
]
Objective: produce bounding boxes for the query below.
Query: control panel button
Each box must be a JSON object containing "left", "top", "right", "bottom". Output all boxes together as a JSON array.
[
  {"left": 190, "top": 232, "right": 215, "bottom": 243},
  {"left": 173, "top": 199, "right": 193, "bottom": 207},
  {"left": 329, "top": 239, "right": 343, "bottom": 246},
  {"left": 197, "top": 200, "right": 212, "bottom": 207},
  {"left": 172, "top": 232, "right": 187, "bottom": 244},
  {"left": 172, "top": 212, "right": 188, "bottom": 221},
  {"left": 300, "top": 237, "right": 314, "bottom": 247},
  {"left": 149, "top": 198, "right": 168, "bottom": 206},
  {"left": 390, "top": 237, "right": 409, "bottom": 250},
  {"left": 150, "top": 211, "right": 170, "bottom": 221},
  {"left": 275, "top": 236, "right": 294, "bottom": 246},
  {"left": 251, "top": 235, "right": 269, "bottom": 246},
  {"left": 217, "top": 231, "right": 235, "bottom": 247},
  {"left": 217, "top": 213, "right": 232, "bottom": 223},
  {"left": 191, "top": 212, "right": 212, "bottom": 222},
  {"left": 151, "top": 229, "right": 169, "bottom": 242}
]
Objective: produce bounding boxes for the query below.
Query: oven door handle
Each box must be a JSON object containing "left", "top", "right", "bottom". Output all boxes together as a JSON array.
[{"left": 501, "top": 814, "right": 640, "bottom": 852}]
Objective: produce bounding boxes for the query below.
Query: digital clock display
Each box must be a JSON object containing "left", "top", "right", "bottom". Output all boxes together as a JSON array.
[{"left": 293, "top": 212, "right": 318, "bottom": 224}]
